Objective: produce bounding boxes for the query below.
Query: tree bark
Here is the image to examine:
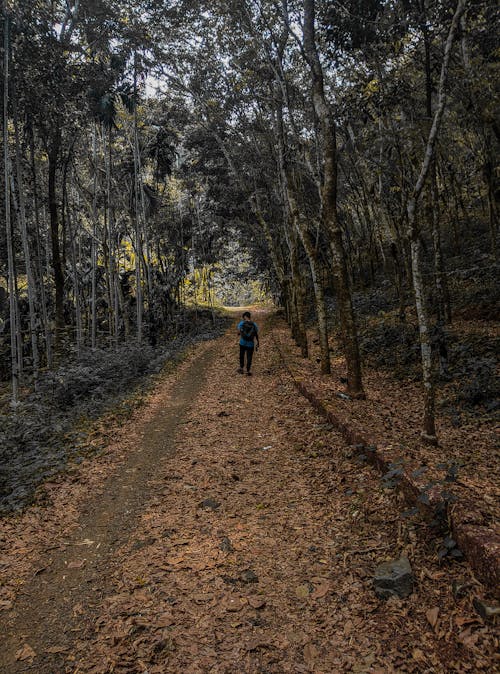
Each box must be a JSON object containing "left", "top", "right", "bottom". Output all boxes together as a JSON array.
[
  {"left": 133, "top": 54, "right": 143, "bottom": 342},
  {"left": 3, "top": 13, "right": 18, "bottom": 404},
  {"left": 29, "top": 121, "right": 53, "bottom": 368},
  {"left": 303, "top": 0, "right": 364, "bottom": 397},
  {"left": 48, "top": 129, "right": 65, "bottom": 345},
  {"left": 13, "top": 97, "right": 39, "bottom": 383},
  {"left": 406, "top": 0, "right": 467, "bottom": 443}
]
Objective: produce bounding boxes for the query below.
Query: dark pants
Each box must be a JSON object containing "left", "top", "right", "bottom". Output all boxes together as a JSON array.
[{"left": 239, "top": 345, "right": 254, "bottom": 371}]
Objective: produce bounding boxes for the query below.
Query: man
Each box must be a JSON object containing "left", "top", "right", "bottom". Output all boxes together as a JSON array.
[{"left": 237, "top": 311, "right": 259, "bottom": 376}]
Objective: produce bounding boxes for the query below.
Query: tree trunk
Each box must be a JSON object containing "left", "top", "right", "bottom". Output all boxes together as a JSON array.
[
  {"left": 297, "top": 220, "right": 330, "bottom": 373},
  {"left": 3, "top": 14, "right": 18, "bottom": 404},
  {"left": 406, "top": 0, "right": 467, "bottom": 443},
  {"left": 48, "top": 131, "right": 65, "bottom": 345},
  {"left": 91, "top": 125, "right": 98, "bottom": 349},
  {"left": 133, "top": 55, "right": 143, "bottom": 342},
  {"left": 13, "top": 93, "right": 39, "bottom": 383},
  {"left": 303, "top": 0, "right": 364, "bottom": 397},
  {"left": 29, "top": 122, "right": 53, "bottom": 368},
  {"left": 67, "top": 177, "right": 83, "bottom": 354}
]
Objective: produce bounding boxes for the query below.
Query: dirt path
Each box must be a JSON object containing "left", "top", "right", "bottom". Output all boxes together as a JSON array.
[
  {"left": 0, "top": 340, "right": 219, "bottom": 672},
  {"left": 0, "top": 313, "right": 496, "bottom": 672}
]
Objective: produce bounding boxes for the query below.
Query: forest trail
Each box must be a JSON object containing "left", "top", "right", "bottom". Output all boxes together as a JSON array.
[{"left": 0, "top": 313, "right": 493, "bottom": 673}]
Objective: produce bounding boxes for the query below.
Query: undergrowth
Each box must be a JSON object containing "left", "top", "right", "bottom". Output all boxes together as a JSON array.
[{"left": 0, "top": 311, "right": 229, "bottom": 513}]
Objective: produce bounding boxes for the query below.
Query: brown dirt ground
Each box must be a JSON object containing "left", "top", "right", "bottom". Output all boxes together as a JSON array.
[{"left": 0, "top": 312, "right": 498, "bottom": 673}]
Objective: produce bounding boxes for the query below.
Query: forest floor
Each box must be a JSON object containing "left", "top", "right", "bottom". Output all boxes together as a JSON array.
[
  {"left": 273, "top": 316, "right": 499, "bottom": 533},
  {"left": 0, "top": 311, "right": 498, "bottom": 673}
]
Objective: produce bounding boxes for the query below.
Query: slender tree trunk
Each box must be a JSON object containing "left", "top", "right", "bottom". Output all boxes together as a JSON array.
[
  {"left": 271, "top": 80, "right": 308, "bottom": 357},
  {"left": 431, "top": 166, "right": 451, "bottom": 324},
  {"left": 12, "top": 95, "right": 39, "bottom": 383},
  {"left": 133, "top": 54, "right": 143, "bottom": 342},
  {"left": 3, "top": 14, "right": 18, "bottom": 404},
  {"left": 13, "top": 261, "right": 23, "bottom": 378},
  {"left": 29, "top": 123, "right": 53, "bottom": 368},
  {"left": 303, "top": 0, "right": 364, "bottom": 397},
  {"left": 91, "top": 125, "right": 98, "bottom": 349},
  {"left": 106, "top": 126, "right": 119, "bottom": 344},
  {"left": 406, "top": 0, "right": 467, "bottom": 443},
  {"left": 297, "top": 220, "right": 331, "bottom": 373},
  {"left": 48, "top": 131, "right": 65, "bottom": 345},
  {"left": 67, "top": 178, "right": 83, "bottom": 354}
]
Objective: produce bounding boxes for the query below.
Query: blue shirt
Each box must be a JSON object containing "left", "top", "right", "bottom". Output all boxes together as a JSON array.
[{"left": 238, "top": 320, "right": 258, "bottom": 348}]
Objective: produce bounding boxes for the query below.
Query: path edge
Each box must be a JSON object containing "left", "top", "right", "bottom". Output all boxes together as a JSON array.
[{"left": 271, "top": 329, "right": 500, "bottom": 596}]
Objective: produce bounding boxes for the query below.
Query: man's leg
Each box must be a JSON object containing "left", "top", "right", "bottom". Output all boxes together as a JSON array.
[
  {"left": 246, "top": 346, "right": 254, "bottom": 373},
  {"left": 239, "top": 345, "right": 245, "bottom": 373}
]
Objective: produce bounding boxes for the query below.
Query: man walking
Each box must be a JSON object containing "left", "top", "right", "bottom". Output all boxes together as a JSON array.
[{"left": 237, "top": 311, "right": 259, "bottom": 376}]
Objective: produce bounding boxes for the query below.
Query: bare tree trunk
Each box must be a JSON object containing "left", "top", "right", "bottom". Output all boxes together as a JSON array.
[
  {"left": 297, "top": 220, "right": 330, "bottom": 373},
  {"left": 271, "top": 79, "right": 308, "bottom": 356},
  {"left": 28, "top": 122, "right": 53, "bottom": 368},
  {"left": 406, "top": 0, "right": 467, "bottom": 443},
  {"left": 91, "top": 125, "right": 98, "bottom": 349},
  {"left": 3, "top": 14, "right": 18, "bottom": 404},
  {"left": 47, "top": 126, "right": 65, "bottom": 347},
  {"left": 12, "top": 93, "right": 39, "bottom": 384},
  {"left": 67, "top": 177, "right": 83, "bottom": 354},
  {"left": 106, "top": 126, "right": 120, "bottom": 344},
  {"left": 133, "top": 54, "right": 143, "bottom": 342},
  {"left": 303, "top": 0, "right": 364, "bottom": 397}
]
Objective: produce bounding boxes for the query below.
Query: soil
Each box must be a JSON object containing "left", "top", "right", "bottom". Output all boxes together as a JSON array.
[{"left": 0, "top": 312, "right": 498, "bottom": 673}]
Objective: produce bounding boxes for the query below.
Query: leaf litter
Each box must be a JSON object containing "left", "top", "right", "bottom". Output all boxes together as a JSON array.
[{"left": 0, "top": 314, "right": 498, "bottom": 673}]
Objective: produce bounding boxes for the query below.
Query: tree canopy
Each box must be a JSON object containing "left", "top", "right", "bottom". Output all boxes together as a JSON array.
[{"left": 1, "top": 0, "right": 498, "bottom": 440}]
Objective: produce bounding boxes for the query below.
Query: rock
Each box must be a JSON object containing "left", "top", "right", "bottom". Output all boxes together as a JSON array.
[
  {"left": 219, "top": 536, "right": 233, "bottom": 552},
  {"left": 199, "top": 498, "right": 220, "bottom": 511},
  {"left": 221, "top": 575, "right": 239, "bottom": 585},
  {"left": 240, "top": 569, "right": 259, "bottom": 584},
  {"left": 473, "top": 597, "right": 500, "bottom": 622},
  {"left": 373, "top": 556, "right": 413, "bottom": 599},
  {"left": 248, "top": 596, "right": 266, "bottom": 609},
  {"left": 223, "top": 596, "right": 245, "bottom": 612}
]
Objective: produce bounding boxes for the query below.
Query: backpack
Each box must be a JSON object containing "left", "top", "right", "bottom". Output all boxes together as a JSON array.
[{"left": 240, "top": 320, "right": 257, "bottom": 342}]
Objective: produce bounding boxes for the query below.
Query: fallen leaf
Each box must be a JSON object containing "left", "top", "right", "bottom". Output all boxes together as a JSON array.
[
  {"left": 421, "top": 567, "right": 445, "bottom": 581},
  {"left": 311, "top": 581, "right": 330, "bottom": 599},
  {"left": 155, "top": 613, "right": 175, "bottom": 628},
  {"left": 166, "top": 554, "right": 186, "bottom": 566},
  {"left": 455, "top": 615, "right": 480, "bottom": 628},
  {"left": 295, "top": 584, "right": 311, "bottom": 599},
  {"left": 67, "top": 560, "right": 85, "bottom": 569},
  {"left": 0, "top": 600, "right": 13, "bottom": 611},
  {"left": 426, "top": 606, "right": 439, "bottom": 629},
  {"left": 412, "top": 648, "right": 426, "bottom": 662},
  {"left": 303, "top": 642, "right": 319, "bottom": 667},
  {"left": 458, "top": 628, "right": 480, "bottom": 649},
  {"left": 15, "top": 643, "right": 36, "bottom": 661},
  {"left": 45, "top": 646, "right": 69, "bottom": 654}
]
